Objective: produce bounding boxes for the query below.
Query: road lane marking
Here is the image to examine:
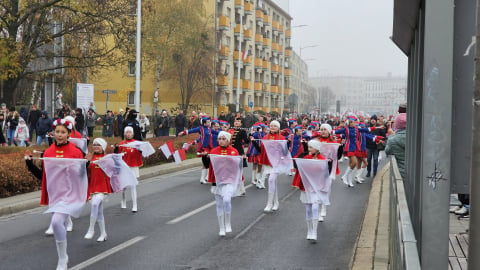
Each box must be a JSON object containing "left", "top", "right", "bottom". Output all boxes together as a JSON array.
[
  {"left": 166, "top": 184, "right": 254, "bottom": 224},
  {"left": 234, "top": 188, "right": 298, "bottom": 240},
  {"left": 69, "top": 236, "right": 146, "bottom": 270}
]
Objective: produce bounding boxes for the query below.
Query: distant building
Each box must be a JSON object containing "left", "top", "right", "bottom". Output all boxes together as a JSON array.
[{"left": 309, "top": 75, "right": 407, "bottom": 116}]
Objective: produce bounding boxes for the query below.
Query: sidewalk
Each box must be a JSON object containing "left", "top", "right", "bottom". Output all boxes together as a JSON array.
[
  {"left": 352, "top": 163, "right": 471, "bottom": 269},
  {"left": 0, "top": 158, "right": 202, "bottom": 217}
]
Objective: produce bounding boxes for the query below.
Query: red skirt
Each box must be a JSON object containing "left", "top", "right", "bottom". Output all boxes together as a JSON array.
[
  {"left": 247, "top": 155, "right": 261, "bottom": 163},
  {"left": 345, "top": 150, "right": 367, "bottom": 158}
]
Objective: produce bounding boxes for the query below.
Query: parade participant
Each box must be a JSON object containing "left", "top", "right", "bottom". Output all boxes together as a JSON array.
[
  {"left": 64, "top": 116, "right": 82, "bottom": 138},
  {"left": 247, "top": 123, "right": 264, "bottom": 187},
  {"left": 229, "top": 117, "right": 249, "bottom": 195},
  {"left": 84, "top": 138, "right": 112, "bottom": 242},
  {"left": 115, "top": 126, "right": 141, "bottom": 212},
  {"left": 26, "top": 118, "right": 86, "bottom": 270},
  {"left": 207, "top": 131, "right": 242, "bottom": 236},
  {"left": 292, "top": 140, "right": 331, "bottom": 241},
  {"left": 288, "top": 125, "right": 305, "bottom": 158},
  {"left": 281, "top": 118, "right": 297, "bottom": 137},
  {"left": 314, "top": 123, "right": 343, "bottom": 221},
  {"left": 211, "top": 119, "right": 221, "bottom": 148},
  {"left": 259, "top": 120, "right": 287, "bottom": 212},
  {"left": 121, "top": 109, "right": 142, "bottom": 141},
  {"left": 353, "top": 122, "right": 369, "bottom": 184},
  {"left": 334, "top": 115, "right": 382, "bottom": 187},
  {"left": 178, "top": 115, "right": 219, "bottom": 184}
]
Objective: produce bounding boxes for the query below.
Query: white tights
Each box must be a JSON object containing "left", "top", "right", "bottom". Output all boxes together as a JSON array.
[
  {"left": 305, "top": 203, "right": 319, "bottom": 221},
  {"left": 51, "top": 213, "right": 69, "bottom": 241},
  {"left": 268, "top": 173, "right": 278, "bottom": 194},
  {"left": 90, "top": 194, "right": 105, "bottom": 221},
  {"left": 215, "top": 194, "right": 232, "bottom": 216}
]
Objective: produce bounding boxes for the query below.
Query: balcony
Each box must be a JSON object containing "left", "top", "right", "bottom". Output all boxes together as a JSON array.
[
  {"left": 235, "top": 0, "right": 242, "bottom": 8},
  {"left": 272, "top": 20, "right": 279, "bottom": 31},
  {"left": 244, "top": 55, "right": 252, "bottom": 65},
  {"left": 218, "top": 16, "right": 230, "bottom": 31},
  {"left": 263, "top": 14, "right": 271, "bottom": 25},
  {"left": 286, "top": 29, "right": 291, "bottom": 38},
  {"left": 217, "top": 75, "right": 229, "bottom": 86},
  {"left": 279, "top": 25, "right": 284, "bottom": 32},
  {"left": 255, "top": 34, "right": 263, "bottom": 45},
  {"left": 284, "top": 88, "right": 291, "bottom": 95},
  {"left": 271, "top": 42, "right": 279, "bottom": 52},
  {"left": 254, "top": 82, "right": 263, "bottom": 91},
  {"left": 254, "top": 58, "right": 263, "bottom": 68},
  {"left": 262, "top": 60, "right": 269, "bottom": 70},
  {"left": 263, "top": 83, "right": 270, "bottom": 92},
  {"left": 219, "top": 46, "right": 229, "bottom": 59},
  {"left": 244, "top": 28, "right": 253, "bottom": 40},
  {"left": 284, "top": 68, "right": 291, "bottom": 76},
  {"left": 263, "top": 37, "right": 270, "bottom": 47},
  {"left": 242, "top": 80, "right": 251, "bottom": 90},
  {"left": 271, "top": 64, "right": 279, "bottom": 73},
  {"left": 271, "top": 85, "right": 279, "bottom": 94},
  {"left": 256, "top": 10, "right": 263, "bottom": 21},
  {"left": 285, "top": 48, "right": 292, "bottom": 57},
  {"left": 244, "top": 2, "right": 253, "bottom": 15},
  {"left": 278, "top": 45, "right": 284, "bottom": 53}
]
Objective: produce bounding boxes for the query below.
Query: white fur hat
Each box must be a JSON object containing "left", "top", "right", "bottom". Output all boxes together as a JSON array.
[
  {"left": 93, "top": 138, "right": 107, "bottom": 151},
  {"left": 124, "top": 126, "right": 134, "bottom": 134},
  {"left": 270, "top": 120, "right": 280, "bottom": 128},
  {"left": 320, "top": 123, "right": 332, "bottom": 133},
  {"left": 308, "top": 139, "right": 322, "bottom": 151},
  {"left": 218, "top": 131, "right": 231, "bottom": 142}
]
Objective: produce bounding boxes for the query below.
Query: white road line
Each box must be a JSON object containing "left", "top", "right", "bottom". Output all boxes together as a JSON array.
[
  {"left": 166, "top": 184, "right": 254, "bottom": 224},
  {"left": 69, "top": 236, "right": 146, "bottom": 270}
]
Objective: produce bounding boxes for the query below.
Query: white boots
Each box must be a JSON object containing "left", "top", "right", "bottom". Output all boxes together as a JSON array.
[
  {"left": 342, "top": 167, "right": 355, "bottom": 187},
  {"left": 256, "top": 172, "right": 266, "bottom": 189},
  {"left": 46, "top": 216, "right": 73, "bottom": 235},
  {"left": 225, "top": 213, "right": 232, "bottom": 233},
  {"left": 306, "top": 220, "right": 318, "bottom": 242},
  {"left": 264, "top": 192, "right": 274, "bottom": 212},
  {"left": 84, "top": 217, "right": 107, "bottom": 242},
  {"left": 200, "top": 168, "right": 208, "bottom": 184},
  {"left": 217, "top": 215, "right": 226, "bottom": 236},
  {"left": 251, "top": 170, "right": 258, "bottom": 185},
  {"left": 272, "top": 192, "right": 279, "bottom": 211},
  {"left": 318, "top": 204, "right": 327, "bottom": 222},
  {"left": 121, "top": 188, "right": 138, "bottom": 212},
  {"left": 45, "top": 223, "right": 54, "bottom": 235},
  {"left": 354, "top": 168, "right": 365, "bottom": 184},
  {"left": 55, "top": 240, "right": 68, "bottom": 270}
]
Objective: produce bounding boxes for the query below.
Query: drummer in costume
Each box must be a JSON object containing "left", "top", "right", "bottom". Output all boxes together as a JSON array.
[
  {"left": 247, "top": 123, "right": 264, "bottom": 187},
  {"left": 207, "top": 131, "right": 241, "bottom": 236},
  {"left": 115, "top": 126, "right": 141, "bottom": 212},
  {"left": 84, "top": 138, "right": 112, "bottom": 242},
  {"left": 229, "top": 117, "right": 249, "bottom": 195},
  {"left": 333, "top": 115, "right": 382, "bottom": 187},
  {"left": 26, "top": 119, "right": 85, "bottom": 270},
  {"left": 259, "top": 120, "right": 286, "bottom": 212},
  {"left": 292, "top": 140, "right": 331, "bottom": 241},
  {"left": 178, "top": 115, "right": 219, "bottom": 184}
]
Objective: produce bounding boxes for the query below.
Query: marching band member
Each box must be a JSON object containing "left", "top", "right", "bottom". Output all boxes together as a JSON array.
[
  {"left": 115, "top": 126, "right": 141, "bottom": 212},
  {"left": 259, "top": 120, "right": 286, "bottom": 212},
  {"left": 292, "top": 140, "right": 331, "bottom": 241},
  {"left": 207, "top": 131, "right": 242, "bottom": 236},
  {"left": 333, "top": 115, "right": 382, "bottom": 187},
  {"left": 178, "top": 116, "right": 219, "bottom": 184},
  {"left": 229, "top": 118, "right": 249, "bottom": 195},
  {"left": 247, "top": 123, "right": 263, "bottom": 187},
  {"left": 26, "top": 119, "right": 86, "bottom": 270},
  {"left": 84, "top": 138, "right": 112, "bottom": 242}
]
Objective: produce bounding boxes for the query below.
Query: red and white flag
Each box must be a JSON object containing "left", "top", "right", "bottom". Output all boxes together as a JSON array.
[
  {"left": 122, "top": 141, "right": 155, "bottom": 157},
  {"left": 93, "top": 154, "right": 138, "bottom": 192},
  {"left": 43, "top": 157, "right": 88, "bottom": 218},
  {"left": 173, "top": 149, "right": 187, "bottom": 164},
  {"left": 160, "top": 140, "right": 175, "bottom": 158},
  {"left": 294, "top": 158, "right": 331, "bottom": 205},
  {"left": 242, "top": 50, "right": 248, "bottom": 60},
  {"left": 182, "top": 142, "right": 192, "bottom": 150},
  {"left": 262, "top": 140, "right": 293, "bottom": 174}
]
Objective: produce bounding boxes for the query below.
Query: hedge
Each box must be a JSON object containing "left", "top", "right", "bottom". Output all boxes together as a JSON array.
[{"left": 0, "top": 135, "right": 198, "bottom": 198}]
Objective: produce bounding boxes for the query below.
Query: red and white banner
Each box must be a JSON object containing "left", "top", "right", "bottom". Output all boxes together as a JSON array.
[
  {"left": 93, "top": 154, "right": 138, "bottom": 192},
  {"left": 159, "top": 140, "right": 175, "bottom": 158},
  {"left": 173, "top": 149, "right": 187, "bottom": 164},
  {"left": 209, "top": 154, "right": 243, "bottom": 185},
  {"left": 43, "top": 157, "right": 88, "bottom": 218},
  {"left": 262, "top": 140, "right": 293, "bottom": 174},
  {"left": 294, "top": 158, "right": 331, "bottom": 204},
  {"left": 122, "top": 141, "right": 155, "bottom": 157}
]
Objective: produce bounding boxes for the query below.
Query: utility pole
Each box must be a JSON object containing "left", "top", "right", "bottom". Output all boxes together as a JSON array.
[
  {"left": 134, "top": 0, "right": 142, "bottom": 113},
  {"left": 468, "top": 1, "right": 480, "bottom": 268},
  {"left": 235, "top": 4, "right": 243, "bottom": 113}
]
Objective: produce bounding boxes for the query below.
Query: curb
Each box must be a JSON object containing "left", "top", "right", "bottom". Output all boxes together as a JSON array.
[
  {"left": 351, "top": 163, "right": 390, "bottom": 270},
  {"left": 0, "top": 158, "right": 203, "bottom": 217}
]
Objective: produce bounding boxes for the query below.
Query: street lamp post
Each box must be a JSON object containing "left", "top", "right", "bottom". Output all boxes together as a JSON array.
[{"left": 134, "top": 0, "right": 142, "bottom": 113}]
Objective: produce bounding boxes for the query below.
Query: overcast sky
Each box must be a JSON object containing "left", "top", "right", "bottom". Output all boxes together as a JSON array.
[{"left": 274, "top": 0, "right": 408, "bottom": 78}]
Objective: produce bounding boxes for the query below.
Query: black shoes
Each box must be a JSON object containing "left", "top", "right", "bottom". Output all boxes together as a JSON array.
[{"left": 366, "top": 172, "right": 371, "bottom": 177}]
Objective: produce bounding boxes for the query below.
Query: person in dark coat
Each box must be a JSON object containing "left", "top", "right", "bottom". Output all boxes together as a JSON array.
[
  {"left": 121, "top": 109, "right": 142, "bottom": 140},
  {"left": 174, "top": 110, "right": 187, "bottom": 137},
  {"left": 36, "top": 111, "right": 53, "bottom": 145},
  {"left": 27, "top": 105, "right": 42, "bottom": 142},
  {"left": 74, "top": 108, "right": 85, "bottom": 136}
]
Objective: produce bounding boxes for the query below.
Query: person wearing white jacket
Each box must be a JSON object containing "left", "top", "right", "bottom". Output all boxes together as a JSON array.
[{"left": 14, "top": 118, "right": 30, "bottom": 146}]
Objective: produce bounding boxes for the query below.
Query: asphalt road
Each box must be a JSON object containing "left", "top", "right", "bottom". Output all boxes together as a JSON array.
[{"left": 0, "top": 160, "right": 380, "bottom": 270}]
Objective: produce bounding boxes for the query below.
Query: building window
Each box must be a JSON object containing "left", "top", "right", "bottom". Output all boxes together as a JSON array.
[
  {"left": 128, "top": 91, "right": 142, "bottom": 106},
  {"left": 128, "top": 61, "right": 136, "bottom": 76}
]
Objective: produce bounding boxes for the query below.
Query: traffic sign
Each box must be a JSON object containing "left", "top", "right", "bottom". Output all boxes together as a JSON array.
[
  {"left": 249, "top": 101, "right": 254, "bottom": 107},
  {"left": 101, "top": 89, "right": 117, "bottom": 94}
]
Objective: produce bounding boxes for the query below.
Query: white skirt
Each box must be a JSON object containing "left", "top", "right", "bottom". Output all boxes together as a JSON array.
[
  {"left": 299, "top": 190, "right": 331, "bottom": 205},
  {"left": 210, "top": 183, "right": 240, "bottom": 198}
]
